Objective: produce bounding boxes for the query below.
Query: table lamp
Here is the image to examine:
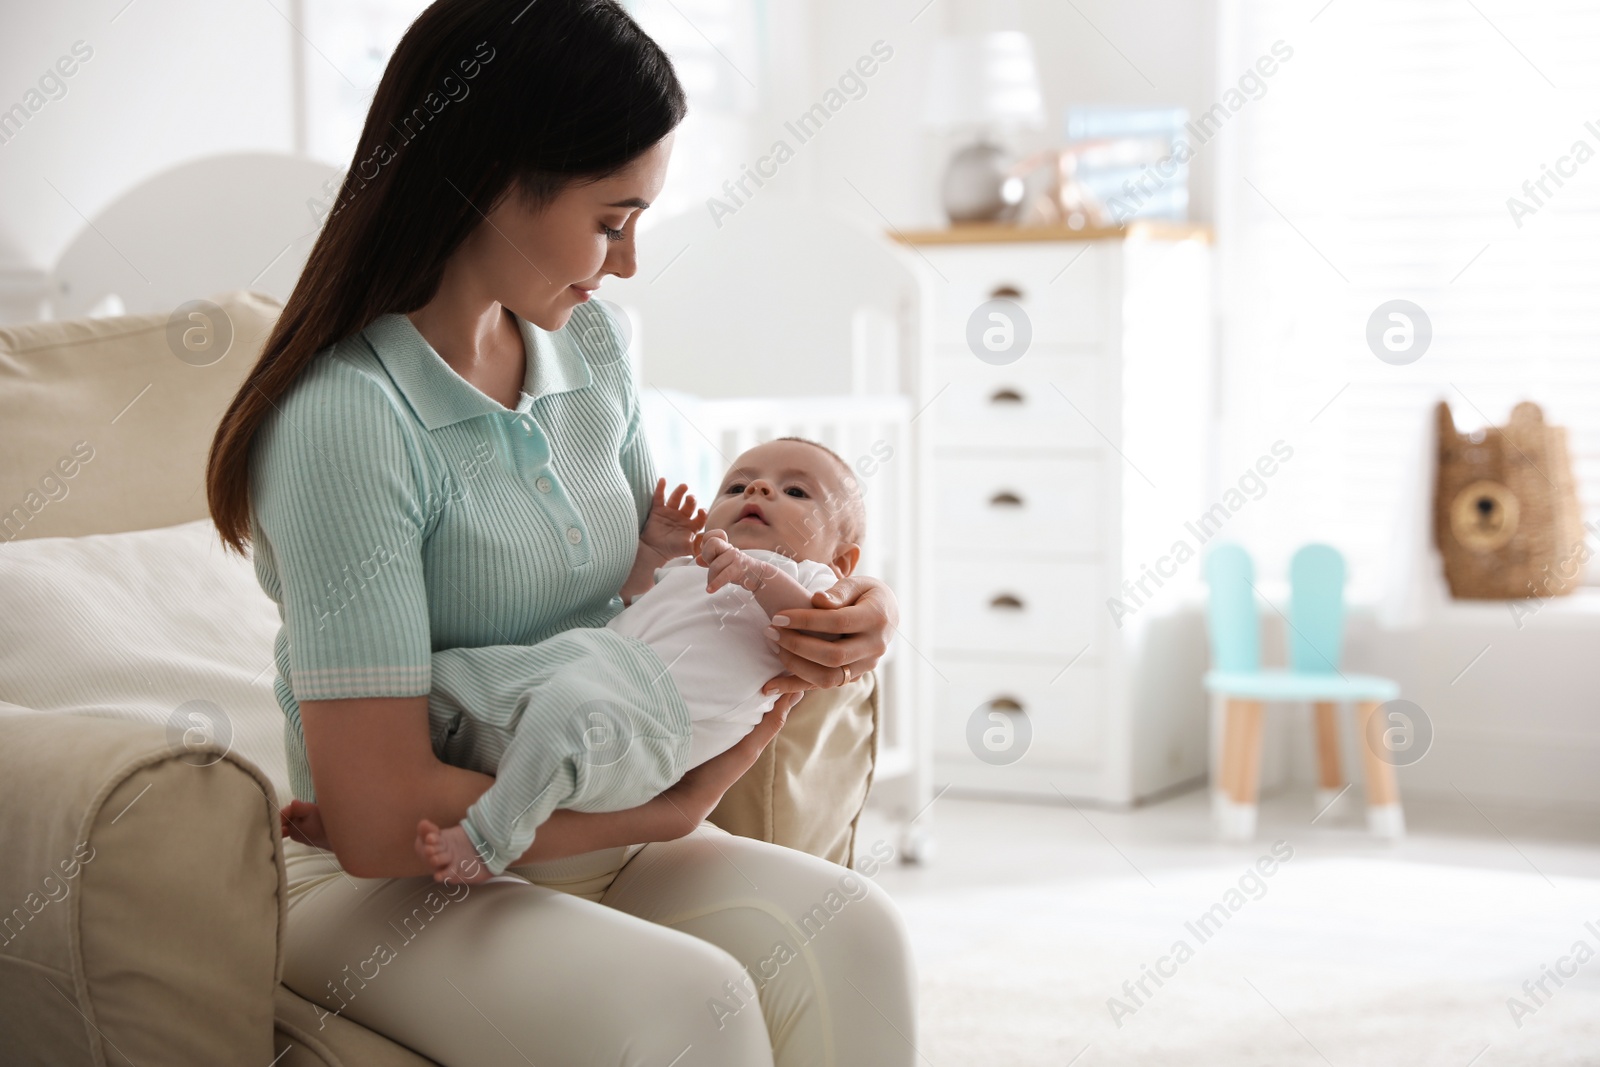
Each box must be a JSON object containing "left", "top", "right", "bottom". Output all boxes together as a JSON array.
[{"left": 920, "top": 31, "right": 1048, "bottom": 224}]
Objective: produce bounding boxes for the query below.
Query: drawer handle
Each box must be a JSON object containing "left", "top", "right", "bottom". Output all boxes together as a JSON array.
[
  {"left": 989, "top": 593, "right": 1024, "bottom": 611},
  {"left": 989, "top": 490, "right": 1024, "bottom": 508},
  {"left": 987, "top": 696, "right": 1025, "bottom": 714},
  {"left": 989, "top": 388, "right": 1024, "bottom": 405},
  {"left": 989, "top": 284, "right": 1025, "bottom": 301}
]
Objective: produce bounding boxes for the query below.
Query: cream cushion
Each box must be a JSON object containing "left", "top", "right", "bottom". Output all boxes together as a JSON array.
[
  {"left": 0, "top": 289, "right": 280, "bottom": 542},
  {"left": 0, "top": 518, "right": 291, "bottom": 801}
]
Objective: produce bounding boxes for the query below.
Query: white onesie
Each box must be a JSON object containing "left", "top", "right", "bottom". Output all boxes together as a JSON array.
[{"left": 604, "top": 548, "right": 840, "bottom": 769}]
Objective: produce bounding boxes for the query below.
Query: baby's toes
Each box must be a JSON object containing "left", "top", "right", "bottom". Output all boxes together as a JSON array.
[{"left": 413, "top": 820, "right": 442, "bottom": 858}]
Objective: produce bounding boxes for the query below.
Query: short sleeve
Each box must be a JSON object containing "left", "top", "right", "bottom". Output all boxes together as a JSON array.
[
  {"left": 250, "top": 357, "right": 434, "bottom": 701},
  {"left": 795, "top": 559, "right": 842, "bottom": 597},
  {"left": 652, "top": 555, "right": 698, "bottom": 585}
]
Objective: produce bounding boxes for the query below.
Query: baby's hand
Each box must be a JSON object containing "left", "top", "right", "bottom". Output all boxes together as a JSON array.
[
  {"left": 697, "top": 529, "right": 782, "bottom": 595},
  {"left": 693, "top": 527, "right": 727, "bottom": 566},
  {"left": 640, "top": 478, "right": 706, "bottom": 560}
]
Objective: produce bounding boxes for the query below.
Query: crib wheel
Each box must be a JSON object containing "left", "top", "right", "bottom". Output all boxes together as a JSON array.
[{"left": 897, "top": 821, "right": 934, "bottom": 865}]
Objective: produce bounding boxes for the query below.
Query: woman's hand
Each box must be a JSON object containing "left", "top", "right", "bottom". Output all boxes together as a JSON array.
[
  {"left": 649, "top": 690, "right": 804, "bottom": 839},
  {"left": 759, "top": 574, "right": 898, "bottom": 694}
]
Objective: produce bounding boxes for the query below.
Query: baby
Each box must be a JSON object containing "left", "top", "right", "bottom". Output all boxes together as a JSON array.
[{"left": 283, "top": 436, "right": 866, "bottom": 885}]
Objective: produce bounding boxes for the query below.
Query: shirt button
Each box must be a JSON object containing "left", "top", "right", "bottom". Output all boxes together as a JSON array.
[
  {"left": 566, "top": 526, "right": 582, "bottom": 545},
  {"left": 519, "top": 416, "right": 535, "bottom": 435},
  {"left": 535, "top": 476, "right": 553, "bottom": 493}
]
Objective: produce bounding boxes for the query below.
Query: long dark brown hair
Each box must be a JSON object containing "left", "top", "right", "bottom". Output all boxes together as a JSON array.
[{"left": 207, "top": 0, "right": 686, "bottom": 554}]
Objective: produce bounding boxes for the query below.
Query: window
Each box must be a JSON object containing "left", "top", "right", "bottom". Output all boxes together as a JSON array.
[
  {"left": 294, "top": 0, "right": 765, "bottom": 227},
  {"left": 299, "top": 0, "right": 423, "bottom": 167},
  {"left": 1215, "top": 0, "right": 1600, "bottom": 598},
  {"left": 618, "top": 0, "right": 764, "bottom": 226}
]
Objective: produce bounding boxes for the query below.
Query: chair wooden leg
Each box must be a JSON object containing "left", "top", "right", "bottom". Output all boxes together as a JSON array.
[
  {"left": 1312, "top": 701, "right": 1344, "bottom": 817},
  {"left": 1216, "top": 698, "right": 1264, "bottom": 840},
  {"left": 1229, "top": 701, "right": 1265, "bottom": 804},
  {"left": 1209, "top": 692, "right": 1228, "bottom": 820},
  {"left": 1355, "top": 700, "right": 1405, "bottom": 838}
]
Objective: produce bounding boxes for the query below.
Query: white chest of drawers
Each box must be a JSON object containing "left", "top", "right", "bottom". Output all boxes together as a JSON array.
[{"left": 893, "top": 223, "right": 1214, "bottom": 805}]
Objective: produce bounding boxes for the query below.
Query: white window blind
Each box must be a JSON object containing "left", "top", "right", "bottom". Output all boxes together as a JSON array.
[
  {"left": 1214, "top": 0, "right": 1600, "bottom": 599},
  {"left": 622, "top": 0, "right": 764, "bottom": 226},
  {"left": 301, "top": 1, "right": 424, "bottom": 167},
  {"left": 294, "top": 0, "right": 763, "bottom": 225}
]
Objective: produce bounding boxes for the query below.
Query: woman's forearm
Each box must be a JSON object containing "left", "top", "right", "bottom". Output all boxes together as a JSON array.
[
  {"left": 334, "top": 757, "right": 670, "bottom": 876},
  {"left": 508, "top": 797, "right": 673, "bottom": 864},
  {"left": 301, "top": 693, "right": 671, "bottom": 878},
  {"left": 338, "top": 758, "right": 500, "bottom": 878}
]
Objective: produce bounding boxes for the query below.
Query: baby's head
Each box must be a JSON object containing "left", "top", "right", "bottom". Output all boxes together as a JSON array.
[{"left": 703, "top": 437, "right": 864, "bottom": 579}]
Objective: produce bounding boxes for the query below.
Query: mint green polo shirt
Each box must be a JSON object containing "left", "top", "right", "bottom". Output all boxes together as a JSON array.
[{"left": 248, "top": 301, "right": 660, "bottom": 801}]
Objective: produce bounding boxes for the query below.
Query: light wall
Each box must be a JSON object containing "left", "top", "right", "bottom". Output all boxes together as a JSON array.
[
  {"left": 1276, "top": 604, "right": 1600, "bottom": 811},
  {"left": 0, "top": 1, "right": 293, "bottom": 315}
]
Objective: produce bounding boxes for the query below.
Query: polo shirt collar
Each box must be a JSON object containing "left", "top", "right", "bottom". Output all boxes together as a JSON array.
[{"left": 361, "top": 309, "right": 594, "bottom": 430}]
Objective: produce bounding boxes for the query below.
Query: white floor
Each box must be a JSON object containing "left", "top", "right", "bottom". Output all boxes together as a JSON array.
[{"left": 857, "top": 786, "right": 1600, "bottom": 1066}]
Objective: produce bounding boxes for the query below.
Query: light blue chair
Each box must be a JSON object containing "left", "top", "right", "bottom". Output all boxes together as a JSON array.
[{"left": 1202, "top": 543, "right": 1404, "bottom": 840}]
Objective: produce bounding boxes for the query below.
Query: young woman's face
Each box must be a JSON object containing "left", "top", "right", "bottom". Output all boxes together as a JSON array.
[{"left": 479, "top": 129, "right": 674, "bottom": 331}]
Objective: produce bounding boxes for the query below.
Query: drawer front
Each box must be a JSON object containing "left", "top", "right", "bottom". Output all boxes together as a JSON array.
[
  {"left": 933, "top": 658, "right": 1105, "bottom": 768},
  {"left": 933, "top": 455, "right": 1102, "bottom": 554},
  {"left": 926, "top": 351, "right": 1104, "bottom": 451},
  {"left": 933, "top": 556, "right": 1103, "bottom": 657},
  {"left": 926, "top": 244, "right": 1109, "bottom": 350}
]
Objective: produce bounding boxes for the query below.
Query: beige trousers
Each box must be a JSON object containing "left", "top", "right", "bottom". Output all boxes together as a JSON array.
[{"left": 280, "top": 821, "right": 916, "bottom": 1067}]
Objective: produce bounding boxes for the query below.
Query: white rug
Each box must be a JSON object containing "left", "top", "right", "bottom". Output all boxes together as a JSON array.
[{"left": 899, "top": 856, "right": 1600, "bottom": 1065}]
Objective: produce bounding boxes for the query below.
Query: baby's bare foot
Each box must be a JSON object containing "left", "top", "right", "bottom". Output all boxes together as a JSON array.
[
  {"left": 281, "top": 799, "right": 331, "bottom": 849},
  {"left": 414, "top": 818, "right": 491, "bottom": 885}
]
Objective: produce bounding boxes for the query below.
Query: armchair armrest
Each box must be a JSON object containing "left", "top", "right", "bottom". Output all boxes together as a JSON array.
[{"left": 0, "top": 712, "right": 284, "bottom": 1066}]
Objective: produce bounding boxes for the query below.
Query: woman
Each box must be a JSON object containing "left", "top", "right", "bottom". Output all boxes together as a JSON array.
[{"left": 204, "top": 1, "right": 915, "bottom": 1063}]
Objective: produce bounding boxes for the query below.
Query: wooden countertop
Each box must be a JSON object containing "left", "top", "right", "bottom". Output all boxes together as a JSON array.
[{"left": 888, "top": 220, "right": 1211, "bottom": 246}]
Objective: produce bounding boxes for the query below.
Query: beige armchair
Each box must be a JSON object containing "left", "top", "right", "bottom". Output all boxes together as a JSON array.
[{"left": 0, "top": 291, "right": 880, "bottom": 1066}]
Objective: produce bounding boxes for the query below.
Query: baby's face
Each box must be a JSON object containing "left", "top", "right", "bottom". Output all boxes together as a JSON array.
[{"left": 704, "top": 440, "right": 851, "bottom": 567}]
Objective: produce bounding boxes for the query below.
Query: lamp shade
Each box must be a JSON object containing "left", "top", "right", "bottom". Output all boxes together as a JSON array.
[{"left": 921, "top": 31, "right": 1048, "bottom": 131}]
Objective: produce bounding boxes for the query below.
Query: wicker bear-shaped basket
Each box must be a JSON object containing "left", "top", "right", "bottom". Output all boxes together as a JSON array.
[{"left": 1433, "top": 400, "right": 1585, "bottom": 599}]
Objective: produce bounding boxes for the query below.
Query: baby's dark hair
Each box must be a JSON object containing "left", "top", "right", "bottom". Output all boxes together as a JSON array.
[{"left": 773, "top": 436, "right": 866, "bottom": 546}]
